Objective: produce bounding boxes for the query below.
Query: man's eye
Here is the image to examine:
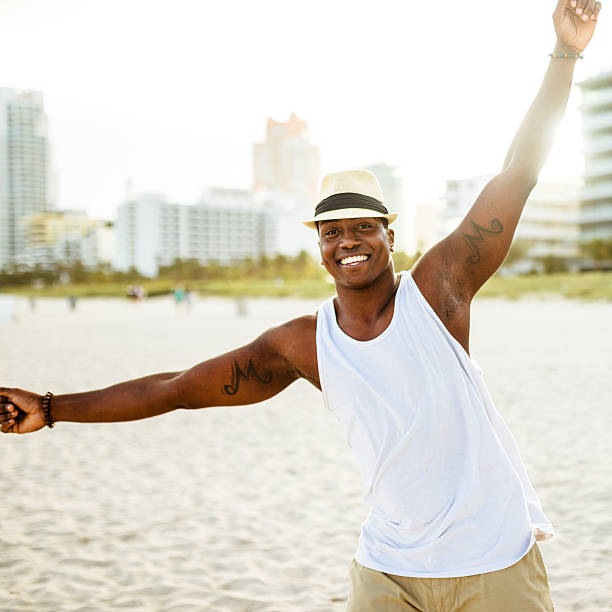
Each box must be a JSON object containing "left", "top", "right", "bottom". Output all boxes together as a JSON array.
[{"left": 325, "top": 230, "right": 338, "bottom": 237}]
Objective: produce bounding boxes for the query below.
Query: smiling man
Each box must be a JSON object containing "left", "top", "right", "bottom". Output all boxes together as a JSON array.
[{"left": 0, "top": 1, "right": 603, "bottom": 610}]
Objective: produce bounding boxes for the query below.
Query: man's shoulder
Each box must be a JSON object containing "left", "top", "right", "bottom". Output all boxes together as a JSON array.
[
  {"left": 261, "top": 314, "right": 317, "bottom": 350},
  {"left": 258, "top": 314, "right": 318, "bottom": 384}
]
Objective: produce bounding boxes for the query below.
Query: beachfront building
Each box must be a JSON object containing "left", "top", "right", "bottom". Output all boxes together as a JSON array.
[
  {"left": 0, "top": 88, "right": 52, "bottom": 270},
  {"left": 578, "top": 70, "right": 612, "bottom": 242},
  {"left": 80, "top": 222, "right": 116, "bottom": 269},
  {"left": 18, "top": 211, "right": 114, "bottom": 269},
  {"left": 443, "top": 175, "right": 581, "bottom": 270},
  {"left": 115, "top": 194, "right": 165, "bottom": 278},
  {"left": 516, "top": 180, "right": 582, "bottom": 269},
  {"left": 115, "top": 190, "right": 277, "bottom": 277},
  {"left": 253, "top": 113, "right": 319, "bottom": 255}
]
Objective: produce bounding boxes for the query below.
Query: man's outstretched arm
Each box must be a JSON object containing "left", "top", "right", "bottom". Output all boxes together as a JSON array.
[
  {"left": 413, "top": 0, "right": 601, "bottom": 330},
  {"left": 0, "top": 316, "right": 317, "bottom": 435}
]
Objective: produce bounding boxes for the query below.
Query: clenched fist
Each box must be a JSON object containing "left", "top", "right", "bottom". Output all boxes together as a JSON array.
[{"left": 0, "top": 389, "right": 45, "bottom": 434}]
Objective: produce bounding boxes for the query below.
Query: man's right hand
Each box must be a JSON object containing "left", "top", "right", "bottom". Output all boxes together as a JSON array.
[{"left": 0, "top": 389, "right": 45, "bottom": 434}]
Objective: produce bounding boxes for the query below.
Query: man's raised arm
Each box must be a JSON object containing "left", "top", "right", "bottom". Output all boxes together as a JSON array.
[
  {"left": 414, "top": 0, "right": 601, "bottom": 305},
  {"left": 0, "top": 316, "right": 317, "bottom": 435}
]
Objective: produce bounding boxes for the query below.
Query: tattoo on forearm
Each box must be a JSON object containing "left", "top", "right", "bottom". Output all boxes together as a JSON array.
[
  {"left": 223, "top": 359, "right": 273, "bottom": 395},
  {"left": 462, "top": 218, "right": 504, "bottom": 264}
]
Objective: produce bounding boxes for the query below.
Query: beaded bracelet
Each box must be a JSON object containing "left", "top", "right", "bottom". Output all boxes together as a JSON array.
[
  {"left": 549, "top": 52, "right": 583, "bottom": 59},
  {"left": 41, "top": 391, "right": 55, "bottom": 428}
]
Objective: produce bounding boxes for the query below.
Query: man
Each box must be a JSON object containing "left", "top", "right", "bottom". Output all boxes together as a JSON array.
[{"left": 1, "top": 1, "right": 602, "bottom": 609}]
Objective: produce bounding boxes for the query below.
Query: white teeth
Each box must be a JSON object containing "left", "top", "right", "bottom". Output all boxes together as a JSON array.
[{"left": 340, "top": 255, "right": 368, "bottom": 265}]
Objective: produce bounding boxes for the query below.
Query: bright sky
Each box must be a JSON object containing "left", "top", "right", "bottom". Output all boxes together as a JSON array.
[{"left": 1, "top": 0, "right": 610, "bottom": 219}]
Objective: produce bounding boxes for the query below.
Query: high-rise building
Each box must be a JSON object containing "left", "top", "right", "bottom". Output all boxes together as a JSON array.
[
  {"left": 253, "top": 113, "right": 319, "bottom": 255},
  {"left": 578, "top": 70, "right": 612, "bottom": 242},
  {"left": 0, "top": 88, "right": 51, "bottom": 270},
  {"left": 115, "top": 190, "right": 277, "bottom": 277},
  {"left": 253, "top": 113, "right": 319, "bottom": 199}
]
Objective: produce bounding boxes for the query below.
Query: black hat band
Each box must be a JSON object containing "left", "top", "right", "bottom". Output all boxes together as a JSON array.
[{"left": 315, "top": 192, "right": 389, "bottom": 217}]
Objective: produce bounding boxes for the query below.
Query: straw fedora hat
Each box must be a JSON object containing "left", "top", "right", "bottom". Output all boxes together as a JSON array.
[{"left": 302, "top": 169, "right": 399, "bottom": 229}]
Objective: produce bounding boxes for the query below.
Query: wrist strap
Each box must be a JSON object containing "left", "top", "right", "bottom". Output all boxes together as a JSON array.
[
  {"left": 549, "top": 52, "right": 583, "bottom": 59},
  {"left": 41, "top": 391, "right": 55, "bottom": 428}
]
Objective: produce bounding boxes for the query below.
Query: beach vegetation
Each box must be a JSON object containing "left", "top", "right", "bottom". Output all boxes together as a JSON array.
[
  {"left": 1, "top": 249, "right": 612, "bottom": 300},
  {"left": 581, "top": 238, "right": 612, "bottom": 271}
]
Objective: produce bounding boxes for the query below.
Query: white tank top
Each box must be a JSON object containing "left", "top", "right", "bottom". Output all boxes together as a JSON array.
[{"left": 316, "top": 272, "right": 553, "bottom": 578}]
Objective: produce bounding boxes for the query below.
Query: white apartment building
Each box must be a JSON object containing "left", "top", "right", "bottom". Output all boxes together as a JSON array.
[
  {"left": 518, "top": 180, "right": 581, "bottom": 260},
  {"left": 115, "top": 194, "right": 165, "bottom": 277},
  {"left": 115, "top": 190, "right": 277, "bottom": 277},
  {"left": 444, "top": 175, "right": 581, "bottom": 267},
  {"left": 81, "top": 222, "right": 116, "bottom": 269},
  {"left": 0, "top": 88, "right": 51, "bottom": 270},
  {"left": 578, "top": 70, "right": 612, "bottom": 242}
]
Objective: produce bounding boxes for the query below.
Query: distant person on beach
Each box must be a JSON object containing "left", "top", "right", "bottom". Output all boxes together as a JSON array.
[
  {"left": 1, "top": 2, "right": 602, "bottom": 610},
  {"left": 184, "top": 285, "right": 194, "bottom": 311},
  {"left": 173, "top": 285, "right": 185, "bottom": 308},
  {"left": 127, "top": 285, "right": 146, "bottom": 301}
]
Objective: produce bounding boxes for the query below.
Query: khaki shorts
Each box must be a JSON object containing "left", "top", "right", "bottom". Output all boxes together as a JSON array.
[{"left": 347, "top": 543, "right": 554, "bottom": 611}]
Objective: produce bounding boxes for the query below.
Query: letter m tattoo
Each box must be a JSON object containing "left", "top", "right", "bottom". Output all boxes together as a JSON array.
[
  {"left": 462, "top": 218, "right": 504, "bottom": 264},
  {"left": 223, "top": 359, "right": 273, "bottom": 396}
]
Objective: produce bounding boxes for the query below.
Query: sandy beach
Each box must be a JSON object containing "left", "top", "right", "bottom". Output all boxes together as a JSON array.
[{"left": 1, "top": 295, "right": 611, "bottom": 611}]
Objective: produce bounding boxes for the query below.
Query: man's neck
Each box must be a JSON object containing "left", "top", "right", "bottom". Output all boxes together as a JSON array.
[{"left": 334, "top": 267, "right": 399, "bottom": 327}]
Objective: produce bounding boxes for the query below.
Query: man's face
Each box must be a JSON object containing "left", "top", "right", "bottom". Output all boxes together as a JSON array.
[{"left": 318, "top": 217, "right": 394, "bottom": 288}]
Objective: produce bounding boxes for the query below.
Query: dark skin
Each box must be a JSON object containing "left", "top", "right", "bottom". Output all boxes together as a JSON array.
[{"left": 0, "top": 0, "right": 602, "bottom": 434}]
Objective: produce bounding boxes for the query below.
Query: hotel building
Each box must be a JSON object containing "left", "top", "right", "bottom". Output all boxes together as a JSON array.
[{"left": 115, "top": 190, "right": 277, "bottom": 278}]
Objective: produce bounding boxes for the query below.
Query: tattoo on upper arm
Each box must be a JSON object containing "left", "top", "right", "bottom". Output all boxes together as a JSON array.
[
  {"left": 462, "top": 218, "right": 504, "bottom": 264},
  {"left": 223, "top": 359, "right": 273, "bottom": 395}
]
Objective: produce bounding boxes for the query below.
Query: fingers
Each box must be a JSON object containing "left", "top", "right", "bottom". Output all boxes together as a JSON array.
[
  {"left": 582, "top": 0, "right": 596, "bottom": 19},
  {"left": 1, "top": 420, "right": 16, "bottom": 433},
  {"left": 571, "top": 0, "right": 600, "bottom": 20},
  {"left": 575, "top": 0, "right": 588, "bottom": 13},
  {"left": 0, "top": 398, "right": 14, "bottom": 416},
  {"left": 0, "top": 399, "right": 18, "bottom": 434},
  {"left": 568, "top": 0, "right": 584, "bottom": 12}
]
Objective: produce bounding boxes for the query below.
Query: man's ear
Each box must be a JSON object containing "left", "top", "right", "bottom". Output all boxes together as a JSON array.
[{"left": 387, "top": 228, "right": 395, "bottom": 251}]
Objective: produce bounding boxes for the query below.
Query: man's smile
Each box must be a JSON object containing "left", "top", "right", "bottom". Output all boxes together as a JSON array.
[{"left": 338, "top": 254, "right": 371, "bottom": 267}]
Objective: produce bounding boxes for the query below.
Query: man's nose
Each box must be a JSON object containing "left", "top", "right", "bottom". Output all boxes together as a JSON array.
[{"left": 339, "top": 229, "right": 360, "bottom": 249}]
